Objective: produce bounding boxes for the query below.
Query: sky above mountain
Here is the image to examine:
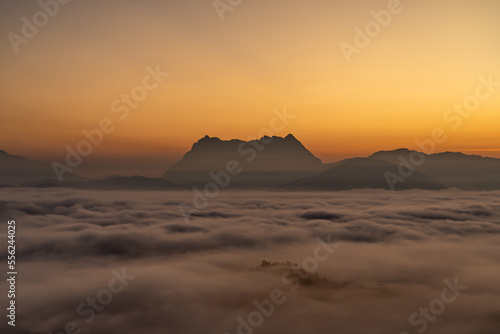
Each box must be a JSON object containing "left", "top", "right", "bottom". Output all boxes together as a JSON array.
[{"left": 1, "top": 0, "right": 500, "bottom": 177}]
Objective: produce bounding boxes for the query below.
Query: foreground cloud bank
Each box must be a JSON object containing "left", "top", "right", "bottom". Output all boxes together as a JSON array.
[{"left": 0, "top": 189, "right": 499, "bottom": 334}]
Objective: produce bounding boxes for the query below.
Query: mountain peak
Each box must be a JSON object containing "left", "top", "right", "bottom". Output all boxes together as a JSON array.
[
  {"left": 199, "top": 135, "right": 220, "bottom": 142},
  {"left": 193, "top": 136, "right": 223, "bottom": 147},
  {"left": 163, "top": 134, "right": 325, "bottom": 184},
  {"left": 195, "top": 134, "right": 299, "bottom": 144},
  {"left": 372, "top": 148, "right": 412, "bottom": 155}
]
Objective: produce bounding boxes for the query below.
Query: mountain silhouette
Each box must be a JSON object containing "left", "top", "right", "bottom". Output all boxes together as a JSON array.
[
  {"left": 370, "top": 149, "right": 500, "bottom": 190},
  {"left": 288, "top": 157, "right": 445, "bottom": 191},
  {"left": 0, "top": 150, "right": 83, "bottom": 185},
  {"left": 162, "top": 134, "right": 327, "bottom": 187},
  {"left": 3, "top": 137, "right": 500, "bottom": 191}
]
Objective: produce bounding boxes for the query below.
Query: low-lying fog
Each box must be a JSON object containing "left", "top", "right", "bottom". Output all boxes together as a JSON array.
[{"left": 1, "top": 189, "right": 499, "bottom": 334}]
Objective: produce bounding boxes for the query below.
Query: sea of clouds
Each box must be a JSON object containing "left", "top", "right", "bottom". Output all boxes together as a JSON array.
[{"left": 0, "top": 188, "right": 499, "bottom": 334}]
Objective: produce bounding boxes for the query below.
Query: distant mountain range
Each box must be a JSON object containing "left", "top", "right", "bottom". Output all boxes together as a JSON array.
[
  {"left": 2, "top": 135, "right": 500, "bottom": 191},
  {"left": 369, "top": 149, "right": 500, "bottom": 190},
  {"left": 288, "top": 157, "right": 445, "bottom": 191},
  {"left": 0, "top": 150, "right": 84, "bottom": 186}
]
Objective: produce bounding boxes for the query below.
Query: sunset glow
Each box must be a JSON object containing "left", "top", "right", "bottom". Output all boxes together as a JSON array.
[{"left": 1, "top": 0, "right": 499, "bottom": 177}]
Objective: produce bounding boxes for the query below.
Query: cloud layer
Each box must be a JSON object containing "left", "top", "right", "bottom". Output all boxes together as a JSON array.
[{"left": 0, "top": 188, "right": 499, "bottom": 334}]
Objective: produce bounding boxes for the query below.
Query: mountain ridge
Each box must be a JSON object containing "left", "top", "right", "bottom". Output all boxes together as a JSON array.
[
  {"left": 0, "top": 150, "right": 84, "bottom": 185},
  {"left": 2, "top": 136, "right": 500, "bottom": 191},
  {"left": 162, "top": 134, "right": 326, "bottom": 186}
]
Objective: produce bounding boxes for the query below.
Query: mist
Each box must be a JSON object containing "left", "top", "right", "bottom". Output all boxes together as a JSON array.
[{"left": 0, "top": 188, "right": 499, "bottom": 334}]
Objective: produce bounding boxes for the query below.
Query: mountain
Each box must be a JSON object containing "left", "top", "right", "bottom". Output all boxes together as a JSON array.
[
  {"left": 288, "top": 157, "right": 445, "bottom": 191},
  {"left": 4, "top": 140, "right": 499, "bottom": 191},
  {"left": 370, "top": 149, "right": 500, "bottom": 190},
  {"left": 162, "top": 134, "right": 327, "bottom": 187},
  {"left": 0, "top": 150, "right": 84, "bottom": 186}
]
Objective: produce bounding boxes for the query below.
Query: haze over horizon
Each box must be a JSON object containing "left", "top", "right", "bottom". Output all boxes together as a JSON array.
[
  {"left": 1, "top": 133, "right": 499, "bottom": 179},
  {"left": 1, "top": 0, "right": 500, "bottom": 177}
]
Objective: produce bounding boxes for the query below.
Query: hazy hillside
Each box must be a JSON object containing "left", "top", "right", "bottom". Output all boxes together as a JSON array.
[
  {"left": 288, "top": 157, "right": 445, "bottom": 191},
  {"left": 370, "top": 149, "right": 500, "bottom": 190},
  {"left": 0, "top": 150, "right": 83, "bottom": 185}
]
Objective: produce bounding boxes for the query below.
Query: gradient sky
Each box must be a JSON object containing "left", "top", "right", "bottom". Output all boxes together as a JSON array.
[{"left": 1, "top": 0, "right": 500, "bottom": 177}]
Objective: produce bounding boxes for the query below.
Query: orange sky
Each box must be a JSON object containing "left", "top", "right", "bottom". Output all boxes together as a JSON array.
[{"left": 1, "top": 0, "right": 500, "bottom": 177}]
